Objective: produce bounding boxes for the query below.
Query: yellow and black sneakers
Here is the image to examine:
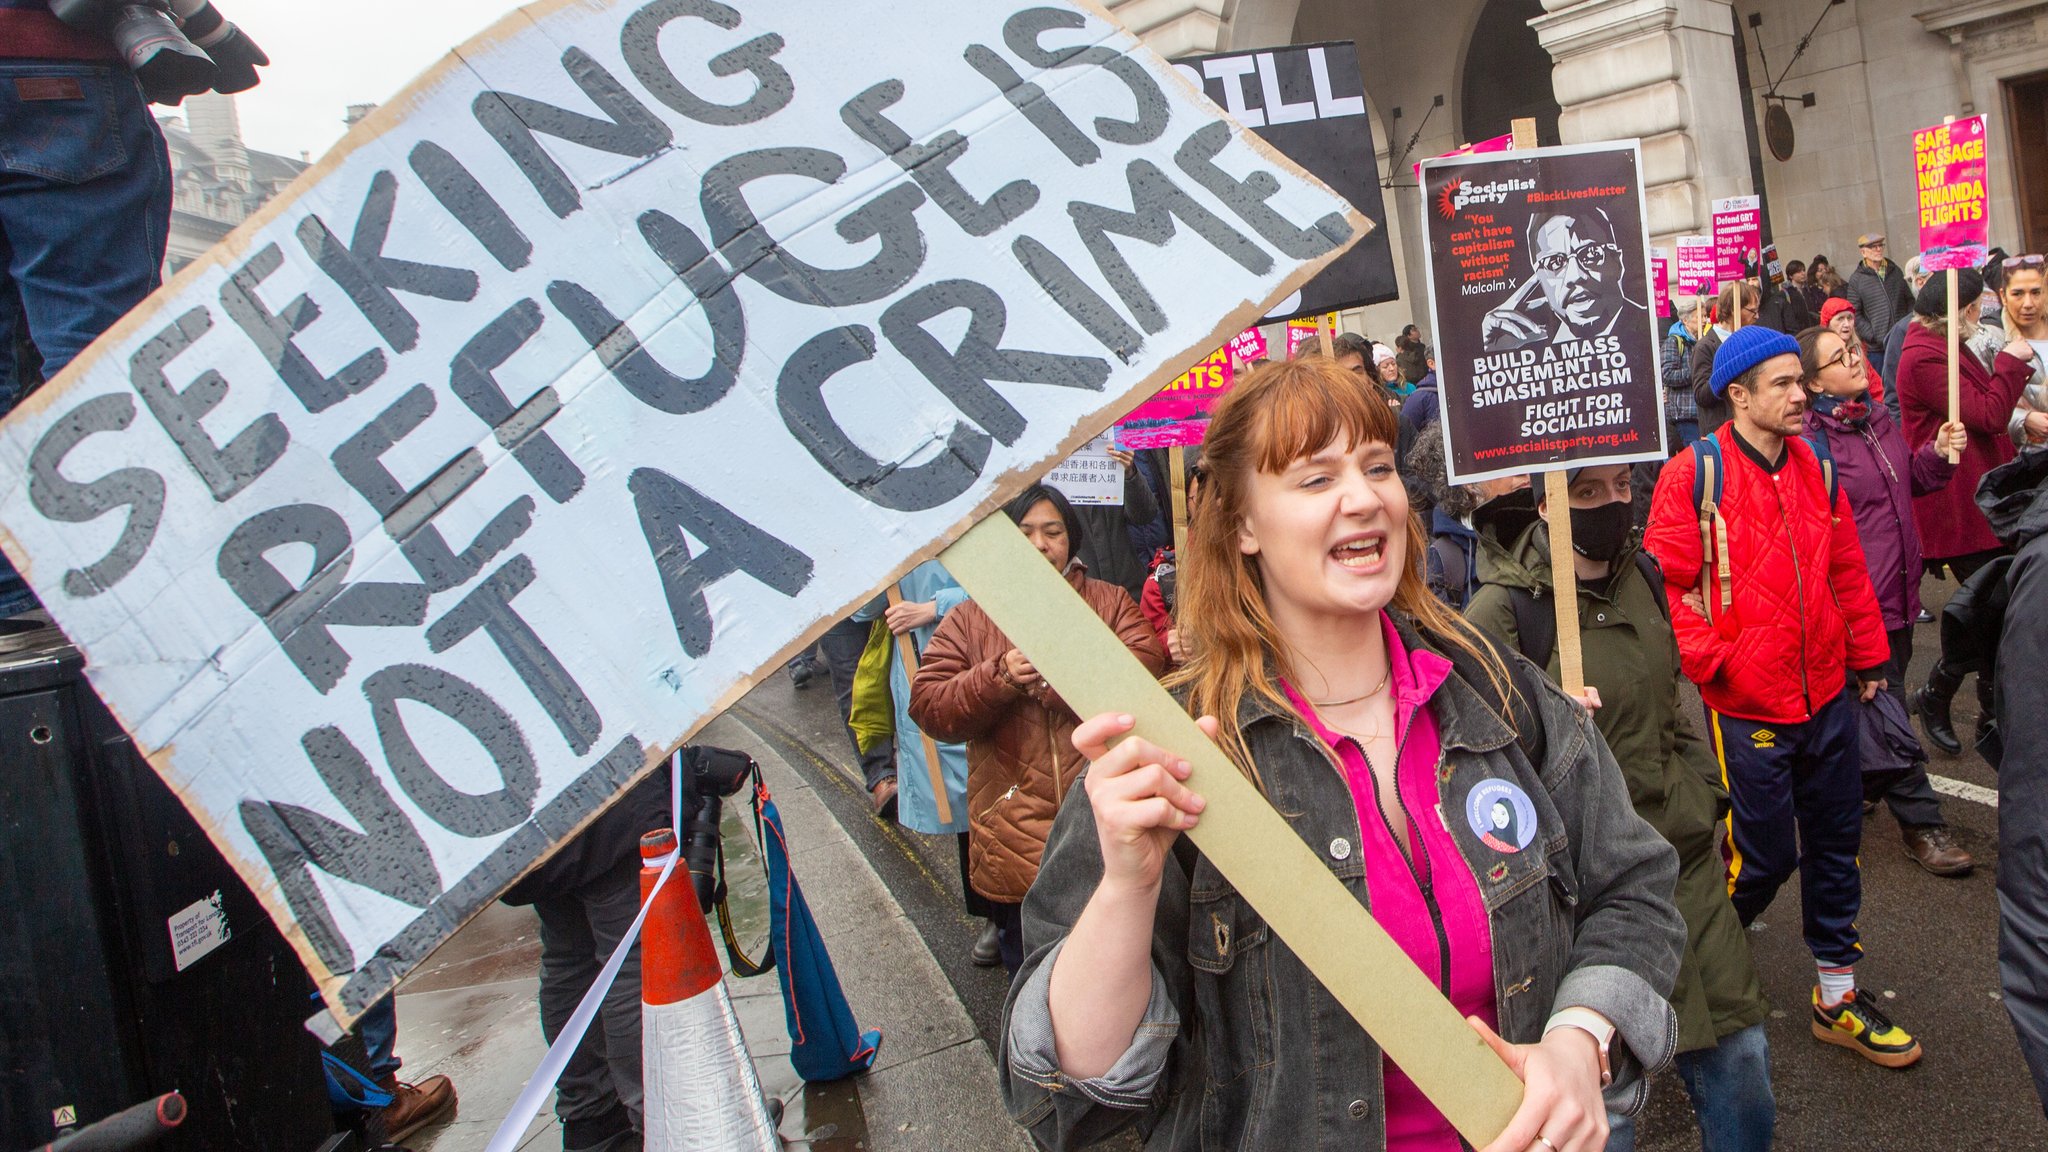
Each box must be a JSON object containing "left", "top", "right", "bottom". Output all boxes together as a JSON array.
[{"left": 1811, "top": 987, "right": 1923, "bottom": 1068}]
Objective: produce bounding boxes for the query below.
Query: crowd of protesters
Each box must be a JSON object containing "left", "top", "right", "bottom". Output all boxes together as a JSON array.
[
  {"left": 11, "top": 4, "right": 2048, "bottom": 1141},
  {"left": 800, "top": 233, "right": 2048, "bottom": 1151}
]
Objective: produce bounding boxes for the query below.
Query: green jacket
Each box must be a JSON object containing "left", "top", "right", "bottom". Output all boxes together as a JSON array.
[{"left": 1465, "top": 504, "right": 1768, "bottom": 1053}]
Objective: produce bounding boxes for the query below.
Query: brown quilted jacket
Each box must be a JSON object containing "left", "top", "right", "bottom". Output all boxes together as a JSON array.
[{"left": 908, "top": 562, "right": 1166, "bottom": 903}]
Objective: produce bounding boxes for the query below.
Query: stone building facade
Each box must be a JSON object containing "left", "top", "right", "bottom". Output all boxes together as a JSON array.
[
  {"left": 156, "top": 93, "right": 309, "bottom": 276},
  {"left": 1105, "top": 0, "right": 2048, "bottom": 339}
]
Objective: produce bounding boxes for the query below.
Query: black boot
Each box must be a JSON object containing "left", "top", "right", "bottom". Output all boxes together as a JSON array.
[{"left": 1913, "top": 664, "right": 1964, "bottom": 756}]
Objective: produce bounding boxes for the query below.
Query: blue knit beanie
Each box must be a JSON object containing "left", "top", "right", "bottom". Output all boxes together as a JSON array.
[{"left": 1709, "top": 326, "right": 1801, "bottom": 396}]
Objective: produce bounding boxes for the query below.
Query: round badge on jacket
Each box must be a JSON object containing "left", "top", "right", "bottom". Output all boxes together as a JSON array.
[{"left": 1466, "top": 778, "right": 1538, "bottom": 853}]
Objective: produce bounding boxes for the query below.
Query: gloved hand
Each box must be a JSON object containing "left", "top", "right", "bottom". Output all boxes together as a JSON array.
[{"left": 170, "top": 0, "right": 268, "bottom": 93}]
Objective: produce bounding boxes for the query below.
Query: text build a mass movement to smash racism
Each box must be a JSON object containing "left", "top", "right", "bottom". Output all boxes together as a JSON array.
[
  {"left": 0, "top": 0, "right": 1357, "bottom": 1026},
  {"left": 1419, "top": 141, "right": 1664, "bottom": 483}
]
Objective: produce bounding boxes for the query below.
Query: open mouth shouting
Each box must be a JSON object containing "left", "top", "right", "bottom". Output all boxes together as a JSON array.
[{"left": 1330, "top": 533, "right": 1388, "bottom": 572}]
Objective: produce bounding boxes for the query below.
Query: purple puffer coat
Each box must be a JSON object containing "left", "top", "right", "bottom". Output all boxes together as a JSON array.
[{"left": 1805, "top": 392, "right": 1955, "bottom": 631}]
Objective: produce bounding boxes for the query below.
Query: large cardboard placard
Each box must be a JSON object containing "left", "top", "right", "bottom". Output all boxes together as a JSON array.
[
  {"left": 1915, "top": 114, "right": 1990, "bottom": 272},
  {"left": 1419, "top": 140, "right": 1665, "bottom": 483},
  {"left": 0, "top": 0, "right": 1361, "bottom": 1026},
  {"left": 1171, "top": 42, "right": 1399, "bottom": 320}
]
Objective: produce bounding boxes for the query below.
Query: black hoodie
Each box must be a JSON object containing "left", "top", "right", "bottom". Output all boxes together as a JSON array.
[{"left": 1979, "top": 446, "right": 2048, "bottom": 1114}]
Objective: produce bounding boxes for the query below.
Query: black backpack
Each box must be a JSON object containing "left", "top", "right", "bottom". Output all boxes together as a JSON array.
[{"left": 1503, "top": 551, "right": 1671, "bottom": 670}]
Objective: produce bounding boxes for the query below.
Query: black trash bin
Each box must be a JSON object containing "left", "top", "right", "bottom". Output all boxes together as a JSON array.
[{"left": 0, "top": 628, "right": 336, "bottom": 1151}]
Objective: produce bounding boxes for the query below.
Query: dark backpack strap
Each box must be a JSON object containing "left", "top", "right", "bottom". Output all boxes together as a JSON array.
[
  {"left": 1804, "top": 429, "right": 1838, "bottom": 506},
  {"left": 1507, "top": 586, "right": 1556, "bottom": 671},
  {"left": 1633, "top": 551, "right": 1672, "bottom": 621},
  {"left": 1429, "top": 535, "right": 1467, "bottom": 606}
]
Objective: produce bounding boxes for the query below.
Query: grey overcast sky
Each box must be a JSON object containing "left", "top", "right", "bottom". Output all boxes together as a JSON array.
[{"left": 209, "top": 1, "right": 517, "bottom": 161}]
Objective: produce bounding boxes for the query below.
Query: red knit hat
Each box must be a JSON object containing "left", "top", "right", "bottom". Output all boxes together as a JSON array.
[{"left": 1819, "top": 297, "right": 1856, "bottom": 328}]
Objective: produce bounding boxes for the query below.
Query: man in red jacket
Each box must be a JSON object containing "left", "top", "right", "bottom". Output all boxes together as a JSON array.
[{"left": 1646, "top": 325, "right": 1921, "bottom": 1070}]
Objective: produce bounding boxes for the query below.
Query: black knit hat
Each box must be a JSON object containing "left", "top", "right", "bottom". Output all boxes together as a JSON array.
[{"left": 1915, "top": 266, "right": 1985, "bottom": 318}]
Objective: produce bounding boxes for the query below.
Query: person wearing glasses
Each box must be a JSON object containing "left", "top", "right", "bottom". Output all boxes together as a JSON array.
[
  {"left": 1687, "top": 281, "right": 1760, "bottom": 439},
  {"left": 1481, "top": 208, "right": 1646, "bottom": 352},
  {"left": 1798, "top": 325, "right": 1976, "bottom": 877}
]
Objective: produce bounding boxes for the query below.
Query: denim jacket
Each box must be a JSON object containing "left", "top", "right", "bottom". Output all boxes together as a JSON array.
[{"left": 1000, "top": 619, "right": 1682, "bottom": 1151}]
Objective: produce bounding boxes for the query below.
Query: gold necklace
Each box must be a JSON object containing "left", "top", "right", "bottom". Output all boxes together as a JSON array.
[{"left": 1310, "top": 665, "right": 1392, "bottom": 709}]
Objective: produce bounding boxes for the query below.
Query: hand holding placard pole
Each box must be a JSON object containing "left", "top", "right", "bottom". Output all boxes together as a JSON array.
[
  {"left": 1947, "top": 263, "right": 1963, "bottom": 465},
  {"left": 1509, "top": 117, "right": 1589, "bottom": 698},
  {"left": 887, "top": 587, "right": 952, "bottom": 825},
  {"left": 1941, "top": 114, "right": 1964, "bottom": 464}
]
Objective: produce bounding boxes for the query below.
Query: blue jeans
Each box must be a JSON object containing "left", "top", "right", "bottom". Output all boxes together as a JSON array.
[
  {"left": 1607, "top": 1022, "right": 1774, "bottom": 1152},
  {"left": 0, "top": 60, "right": 171, "bottom": 617},
  {"left": 356, "top": 995, "right": 401, "bottom": 1079}
]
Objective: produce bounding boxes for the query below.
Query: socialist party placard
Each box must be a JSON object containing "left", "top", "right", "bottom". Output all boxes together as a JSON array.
[
  {"left": 1173, "top": 42, "right": 1399, "bottom": 319},
  {"left": 1419, "top": 140, "right": 1665, "bottom": 483},
  {"left": 0, "top": 0, "right": 1360, "bottom": 1027}
]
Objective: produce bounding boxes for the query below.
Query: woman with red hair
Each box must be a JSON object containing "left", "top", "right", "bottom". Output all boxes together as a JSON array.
[{"left": 999, "top": 358, "right": 1683, "bottom": 1151}]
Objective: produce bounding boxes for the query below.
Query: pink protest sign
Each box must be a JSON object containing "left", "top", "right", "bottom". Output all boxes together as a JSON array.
[
  {"left": 1650, "top": 249, "right": 1670, "bottom": 319},
  {"left": 1916, "top": 115, "right": 1989, "bottom": 273},
  {"left": 1674, "top": 234, "right": 1716, "bottom": 296},
  {"left": 1115, "top": 349, "right": 1234, "bottom": 449},
  {"left": 1413, "top": 132, "right": 1513, "bottom": 179},
  {"left": 1711, "top": 196, "right": 1760, "bottom": 281},
  {"left": 1228, "top": 327, "right": 1269, "bottom": 364}
]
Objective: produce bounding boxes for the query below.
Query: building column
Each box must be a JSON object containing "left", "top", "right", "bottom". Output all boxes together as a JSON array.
[{"left": 1531, "top": 0, "right": 1753, "bottom": 250}]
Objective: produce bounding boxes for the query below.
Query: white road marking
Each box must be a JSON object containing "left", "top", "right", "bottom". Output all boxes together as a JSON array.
[{"left": 1930, "top": 773, "right": 1999, "bottom": 808}]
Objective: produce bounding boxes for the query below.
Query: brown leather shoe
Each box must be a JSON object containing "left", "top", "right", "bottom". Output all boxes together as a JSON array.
[
  {"left": 1903, "top": 826, "right": 1975, "bottom": 877},
  {"left": 373, "top": 1073, "right": 457, "bottom": 1145},
  {"left": 870, "top": 776, "right": 899, "bottom": 820}
]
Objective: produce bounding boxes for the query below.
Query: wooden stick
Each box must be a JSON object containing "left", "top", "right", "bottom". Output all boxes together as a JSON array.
[
  {"left": 1948, "top": 265, "right": 1962, "bottom": 464},
  {"left": 885, "top": 586, "right": 952, "bottom": 825},
  {"left": 939, "top": 516, "right": 1524, "bottom": 1144},
  {"left": 1508, "top": 116, "right": 1586, "bottom": 697},
  {"left": 1168, "top": 444, "right": 1189, "bottom": 562},
  {"left": 1321, "top": 310, "right": 1336, "bottom": 352}
]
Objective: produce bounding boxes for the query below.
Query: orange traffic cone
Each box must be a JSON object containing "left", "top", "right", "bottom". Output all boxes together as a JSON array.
[{"left": 640, "top": 828, "right": 780, "bottom": 1151}]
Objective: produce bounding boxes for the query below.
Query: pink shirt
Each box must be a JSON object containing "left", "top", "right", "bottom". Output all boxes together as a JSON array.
[{"left": 1282, "top": 612, "right": 1498, "bottom": 1151}]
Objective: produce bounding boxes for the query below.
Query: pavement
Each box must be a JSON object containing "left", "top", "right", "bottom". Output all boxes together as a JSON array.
[{"left": 383, "top": 707, "right": 1032, "bottom": 1152}]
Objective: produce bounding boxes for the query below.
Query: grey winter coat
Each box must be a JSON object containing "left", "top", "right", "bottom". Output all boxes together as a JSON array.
[{"left": 1846, "top": 260, "right": 1913, "bottom": 354}]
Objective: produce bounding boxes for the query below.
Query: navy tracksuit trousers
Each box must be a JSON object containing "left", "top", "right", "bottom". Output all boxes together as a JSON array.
[{"left": 1707, "top": 686, "right": 1864, "bottom": 969}]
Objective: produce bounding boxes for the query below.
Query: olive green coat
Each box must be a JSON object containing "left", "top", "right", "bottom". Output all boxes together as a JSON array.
[{"left": 1465, "top": 509, "right": 1768, "bottom": 1054}]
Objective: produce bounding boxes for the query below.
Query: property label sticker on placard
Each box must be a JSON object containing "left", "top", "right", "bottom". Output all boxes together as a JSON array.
[{"left": 168, "top": 890, "right": 231, "bottom": 972}]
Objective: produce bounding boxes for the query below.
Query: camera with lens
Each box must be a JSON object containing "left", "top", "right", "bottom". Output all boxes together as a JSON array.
[
  {"left": 676, "top": 745, "right": 760, "bottom": 915},
  {"left": 48, "top": 0, "right": 268, "bottom": 105}
]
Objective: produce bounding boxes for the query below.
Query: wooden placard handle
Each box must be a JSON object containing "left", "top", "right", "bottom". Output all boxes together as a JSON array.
[{"left": 1510, "top": 117, "right": 1587, "bottom": 698}]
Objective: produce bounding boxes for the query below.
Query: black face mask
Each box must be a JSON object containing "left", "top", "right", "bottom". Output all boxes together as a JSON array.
[{"left": 1567, "top": 498, "right": 1634, "bottom": 563}]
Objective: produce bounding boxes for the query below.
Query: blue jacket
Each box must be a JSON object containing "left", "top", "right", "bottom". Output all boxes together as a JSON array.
[
  {"left": 1426, "top": 508, "right": 1478, "bottom": 610},
  {"left": 855, "top": 561, "right": 970, "bottom": 834}
]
